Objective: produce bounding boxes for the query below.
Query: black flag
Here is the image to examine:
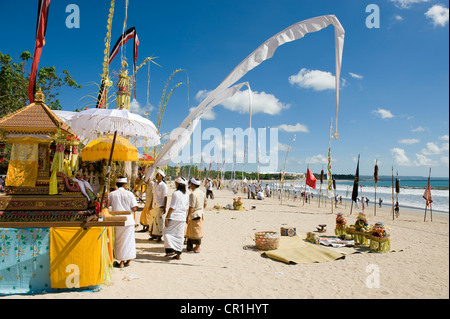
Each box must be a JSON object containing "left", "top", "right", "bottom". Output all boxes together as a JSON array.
[{"left": 351, "top": 155, "right": 360, "bottom": 202}]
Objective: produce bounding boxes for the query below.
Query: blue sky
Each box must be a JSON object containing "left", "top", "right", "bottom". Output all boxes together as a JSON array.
[{"left": 0, "top": 0, "right": 448, "bottom": 177}]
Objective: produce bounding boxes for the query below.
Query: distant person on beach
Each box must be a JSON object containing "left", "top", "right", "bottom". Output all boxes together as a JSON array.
[
  {"left": 395, "top": 200, "right": 400, "bottom": 217},
  {"left": 365, "top": 197, "right": 369, "bottom": 207},
  {"left": 186, "top": 178, "right": 207, "bottom": 253},
  {"left": 379, "top": 198, "right": 383, "bottom": 208},
  {"left": 206, "top": 178, "right": 214, "bottom": 199},
  {"left": 108, "top": 177, "right": 138, "bottom": 268},
  {"left": 265, "top": 184, "right": 271, "bottom": 197},
  {"left": 257, "top": 190, "right": 265, "bottom": 200}
]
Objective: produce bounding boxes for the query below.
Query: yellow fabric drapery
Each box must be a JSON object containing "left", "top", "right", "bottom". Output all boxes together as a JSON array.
[
  {"left": 49, "top": 138, "right": 66, "bottom": 195},
  {"left": 50, "top": 227, "right": 105, "bottom": 289},
  {"left": 81, "top": 134, "right": 138, "bottom": 162},
  {"left": 5, "top": 142, "right": 39, "bottom": 187}
]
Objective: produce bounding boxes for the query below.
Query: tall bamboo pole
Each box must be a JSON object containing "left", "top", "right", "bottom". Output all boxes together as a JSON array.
[
  {"left": 391, "top": 166, "right": 395, "bottom": 221},
  {"left": 280, "top": 134, "right": 296, "bottom": 205},
  {"left": 374, "top": 160, "right": 378, "bottom": 216}
]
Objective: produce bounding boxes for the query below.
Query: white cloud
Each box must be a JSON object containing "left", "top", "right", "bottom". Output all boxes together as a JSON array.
[
  {"left": 399, "top": 138, "right": 420, "bottom": 145},
  {"left": 391, "top": 148, "right": 413, "bottom": 166},
  {"left": 189, "top": 107, "right": 216, "bottom": 120},
  {"left": 439, "top": 135, "right": 449, "bottom": 141},
  {"left": 391, "top": 147, "right": 437, "bottom": 167},
  {"left": 390, "top": 0, "right": 430, "bottom": 9},
  {"left": 412, "top": 126, "right": 425, "bottom": 132},
  {"left": 425, "top": 4, "right": 449, "bottom": 27},
  {"left": 289, "top": 68, "right": 336, "bottom": 91},
  {"left": 372, "top": 107, "right": 394, "bottom": 119},
  {"left": 278, "top": 142, "right": 290, "bottom": 152},
  {"left": 421, "top": 141, "right": 449, "bottom": 155},
  {"left": 349, "top": 72, "right": 363, "bottom": 80},
  {"left": 441, "top": 156, "right": 449, "bottom": 166},
  {"left": 130, "top": 99, "right": 154, "bottom": 116},
  {"left": 306, "top": 154, "right": 328, "bottom": 165},
  {"left": 276, "top": 123, "right": 309, "bottom": 133},
  {"left": 195, "top": 89, "right": 210, "bottom": 102},
  {"left": 415, "top": 153, "right": 436, "bottom": 166},
  {"left": 220, "top": 90, "right": 290, "bottom": 115},
  {"left": 394, "top": 15, "right": 404, "bottom": 21}
]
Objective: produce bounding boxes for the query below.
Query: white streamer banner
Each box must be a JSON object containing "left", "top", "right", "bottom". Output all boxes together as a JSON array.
[{"left": 152, "top": 14, "right": 345, "bottom": 174}]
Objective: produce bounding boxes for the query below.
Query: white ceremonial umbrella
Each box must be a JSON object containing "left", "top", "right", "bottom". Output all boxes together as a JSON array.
[
  {"left": 68, "top": 108, "right": 160, "bottom": 147},
  {"left": 67, "top": 108, "right": 160, "bottom": 210}
]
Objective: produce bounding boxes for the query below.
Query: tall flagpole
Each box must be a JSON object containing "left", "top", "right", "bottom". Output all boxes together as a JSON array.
[
  {"left": 374, "top": 160, "right": 378, "bottom": 216},
  {"left": 326, "top": 118, "right": 333, "bottom": 213},
  {"left": 281, "top": 134, "right": 296, "bottom": 205},
  {"left": 391, "top": 166, "right": 395, "bottom": 221}
]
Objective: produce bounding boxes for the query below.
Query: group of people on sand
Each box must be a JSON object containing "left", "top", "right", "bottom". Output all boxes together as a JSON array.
[
  {"left": 246, "top": 183, "right": 271, "bottom": 200},
  {"left": 106, "top": 168, "right": 207, "bottom": 268}
]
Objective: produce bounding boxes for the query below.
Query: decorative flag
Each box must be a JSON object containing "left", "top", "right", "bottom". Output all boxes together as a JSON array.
[
  {"left": 96, "top": 27, "right": 139, "bottom": 108},
  {"left": 109, "top": 27, "right": 138, "bottom": 66},
  {"left": 395, "top": 177, "right": 400, "bottom": 194},
  {"left": 327, "top": 119, "right": 333, "bottom": 193},
  {"left": 351, "top": 155, "right": 360, "bottom": 202},
  {"left": 28, "top": 0, "right": 51, "bottom": 104},
  {"left": 423, "top": 177, "right": 433, "bottom": 206},
  {"left": 306, "top": 168, "right": 317, "bottom": 189},
  {"left": 374, "top": 161, "right": 379, "bottom": 184},
  {"left": 151, "top": 15, "right": 344, "bottom": 170}
]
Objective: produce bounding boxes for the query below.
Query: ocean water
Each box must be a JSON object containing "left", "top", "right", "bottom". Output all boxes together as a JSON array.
[{"left": 272, "top": 178, "right": 449, "bottom": 214}]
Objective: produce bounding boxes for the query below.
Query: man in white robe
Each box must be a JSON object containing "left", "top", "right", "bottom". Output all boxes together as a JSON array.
[
  {"left": 149, "top": 169, "right": 168, "bottom": 242},
  {"left": 108, "top": 177, "right": 138, "bottom": 268}
]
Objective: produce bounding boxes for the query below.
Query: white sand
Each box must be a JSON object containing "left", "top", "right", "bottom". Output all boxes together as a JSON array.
[{"left": 5, "top": 186, "right": 449, "bottom": 299}]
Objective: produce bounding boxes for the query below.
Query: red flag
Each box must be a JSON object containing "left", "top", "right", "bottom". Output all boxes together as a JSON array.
[
  {"left": 423, "top": 178, "right": 433, "bottom": 206},
  {"left": 306, "top": 168, "right": 317, "bottom": 189},
  {"left": 28, "top": 0, "right": 51, "bottom": 103}
]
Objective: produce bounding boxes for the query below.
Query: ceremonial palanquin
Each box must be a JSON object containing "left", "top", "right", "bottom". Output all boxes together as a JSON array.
[{"left": 0, "top": 89, "right": 92, "bottom": 222}]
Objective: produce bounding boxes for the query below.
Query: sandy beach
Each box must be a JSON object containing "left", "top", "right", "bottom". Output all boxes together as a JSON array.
[{"left": 3, "top": 185, "right": 449, "bottom": 300}]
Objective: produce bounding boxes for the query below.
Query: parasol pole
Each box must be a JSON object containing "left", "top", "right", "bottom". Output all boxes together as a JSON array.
[{"left": 99, "top": 130, "right": 118, "bottom": 213}]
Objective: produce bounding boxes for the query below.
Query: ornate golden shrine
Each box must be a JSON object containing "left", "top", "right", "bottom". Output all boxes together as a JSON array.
[{"left": 0, "top": 90, "right": 89, "bottom": 218}]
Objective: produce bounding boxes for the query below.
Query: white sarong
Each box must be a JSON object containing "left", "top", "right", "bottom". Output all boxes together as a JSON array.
[
  {"left": 163, "top": 219, "right": 185, "bottom": 252},
  {"left": 114, "top": 225, "right": 136, "bottom": 261}
]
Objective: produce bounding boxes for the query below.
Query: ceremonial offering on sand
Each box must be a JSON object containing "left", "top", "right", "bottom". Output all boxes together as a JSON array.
[
  {"left": 255, "top": 231, "right": 280, "bottom": 251},
  {"left": 280, "top": 226, "right": 297, "bottom": 237},
  {"left": 233, "top": 197, "right": 245, "bottom": 211},
  {"left": 346, "top": 213, "right": 370, "bottom": 245},
  {"left": 367, "top": 222, "right": 391, "bottom": 253},
  {"left": 306, "top": 232, "right": 319, "bottom": 244},
  {"left": 335, "top": 213, "right": 348, "bottom": 238}
]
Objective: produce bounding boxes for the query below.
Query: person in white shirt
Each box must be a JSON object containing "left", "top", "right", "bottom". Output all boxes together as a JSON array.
[
  {"left": 149, "top": 169, "right": 168, "bottom": 242},
  {"left": 257, "top": 190, "right": 265, "bottom": 200},
  {"left": 205, "top": 177, "right": 214, "bottom": 199},
  {"left": 107, "top": 177, "right": 138, "bottom": 268},
  {"left": 163, "top": 177, "right": 189, "bottom": 260}
]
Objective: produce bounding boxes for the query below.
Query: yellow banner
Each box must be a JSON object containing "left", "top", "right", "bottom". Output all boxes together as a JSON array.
[{"left": 5, "top": 142, "right": 39, "bottom": 187}]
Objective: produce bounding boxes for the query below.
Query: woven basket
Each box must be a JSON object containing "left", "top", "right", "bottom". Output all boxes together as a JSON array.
[{"left": 255, "top": 231, "right": 280, "bottom": 250}]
